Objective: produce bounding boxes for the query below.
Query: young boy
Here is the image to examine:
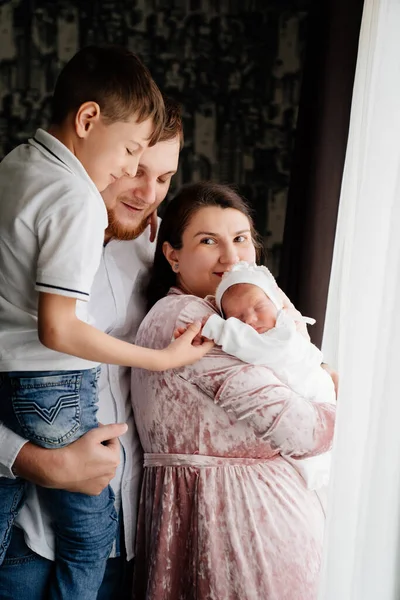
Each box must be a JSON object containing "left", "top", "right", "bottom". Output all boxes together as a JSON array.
[
  {"left": 202, "top": 261, "right": 336, "bottom": 491},
  {"left": 0, "top": 46, "right": 211, "bottom": 599}
]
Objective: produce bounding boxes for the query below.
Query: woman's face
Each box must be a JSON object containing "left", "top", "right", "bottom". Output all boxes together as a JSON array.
[{"left": 165, "top": 206, "right": 257, "bottom": 298}]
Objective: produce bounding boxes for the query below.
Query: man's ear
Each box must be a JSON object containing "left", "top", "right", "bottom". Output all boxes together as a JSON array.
[
  {"left": 163, "top": 241, "right": 179, "bottom": 269},
  {"left": 75, "top": 101, "right": 101, "bottom": 138}
]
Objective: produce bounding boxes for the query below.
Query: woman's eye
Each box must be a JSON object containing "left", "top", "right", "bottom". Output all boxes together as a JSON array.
[
  {"left": 234, "top": 235, "right": 246, "bottom": 243},
  {"left": 200, "top": 238, "right": 215, "bottom": 245},
  {"left": 126, "top": 148, "right": 134, "bottom": 156}
]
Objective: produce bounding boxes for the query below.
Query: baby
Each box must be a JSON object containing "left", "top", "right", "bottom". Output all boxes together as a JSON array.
[{"left": 202, "top": 261, "right": 336, "bottom": 491}]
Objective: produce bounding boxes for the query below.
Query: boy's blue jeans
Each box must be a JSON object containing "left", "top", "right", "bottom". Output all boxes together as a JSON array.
[
  {"left": 0, "top": 368, "right": 118, "bottom": 600},
  {"left": 0, "top": 524, "right": 133, "bottom": 600}
]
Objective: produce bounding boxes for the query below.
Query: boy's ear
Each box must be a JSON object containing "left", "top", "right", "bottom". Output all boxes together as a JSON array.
[
  {"left": 75, "top": 101, "right": 101, "bottom": 138},
  {"left": 163, "top": 242, "right": 179, "bottom": 269}
]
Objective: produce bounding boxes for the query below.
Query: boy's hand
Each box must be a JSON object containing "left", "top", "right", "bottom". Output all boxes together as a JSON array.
[
  {"left": 173, "top": 316, "right": 209, "bottom": 346},
  {"left": 161, "top": 321, "right": 214, "bottom": 369}
]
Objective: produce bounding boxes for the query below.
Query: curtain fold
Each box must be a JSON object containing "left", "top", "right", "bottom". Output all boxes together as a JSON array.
[
  {"left": 278, "top": 0, "right": 363, "bottom": 348},
  {"left": 320, "top": 1, "right": 400, "bottom": 598}
]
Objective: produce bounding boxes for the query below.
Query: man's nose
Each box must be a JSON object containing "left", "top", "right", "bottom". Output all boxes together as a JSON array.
[{"left": 136, "top": 179, "right": 157, "bottom": 205}]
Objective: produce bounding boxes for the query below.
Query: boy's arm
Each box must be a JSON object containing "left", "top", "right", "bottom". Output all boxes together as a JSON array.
[
  {"left": 202, "top": 314, "right": 270, "bottom": 365},
  {"left": 5, "top": 422, "right": 127, "bottom": 495},
  {"left": 38, "top": 293, "right": 213, "bottom": 371},
  {"left": 35, "top": 186, "right": 212, "bottom": 371}
]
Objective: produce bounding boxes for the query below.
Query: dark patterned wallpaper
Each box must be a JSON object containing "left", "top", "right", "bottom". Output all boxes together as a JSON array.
[{"left": 0, "top": 0, "right": 310, "bottom": 275}]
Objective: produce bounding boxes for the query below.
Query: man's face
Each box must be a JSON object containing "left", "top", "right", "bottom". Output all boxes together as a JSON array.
[{"left": 102, "top": 137, "right": 180, "bottom": 242}]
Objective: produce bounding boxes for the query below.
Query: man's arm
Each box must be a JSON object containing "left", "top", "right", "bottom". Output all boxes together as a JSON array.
[
  {"left": 0, "top": 423, "right": 28, "bottom": 478},
  {"left": 9, "top": 423, "right": 127, "bottom": 496}
]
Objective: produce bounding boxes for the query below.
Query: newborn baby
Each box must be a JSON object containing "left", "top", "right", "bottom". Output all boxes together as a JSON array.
[{"left": 202, "top": 261, "right": 336, "bottom": 491}]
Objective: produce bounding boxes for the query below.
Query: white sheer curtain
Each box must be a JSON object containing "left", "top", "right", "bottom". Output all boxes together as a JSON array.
[{"left": 320, "top": 0, "right": 400, "bottom": 598}]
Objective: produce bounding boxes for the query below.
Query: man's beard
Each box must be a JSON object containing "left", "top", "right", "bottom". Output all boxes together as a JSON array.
[{"left": 105, "top": 207, "right": 149, "bottom": 241}]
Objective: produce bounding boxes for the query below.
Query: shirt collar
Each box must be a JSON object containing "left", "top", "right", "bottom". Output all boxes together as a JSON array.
[{"left": 29, "top": 128, "right": 100, "bottom": 198}]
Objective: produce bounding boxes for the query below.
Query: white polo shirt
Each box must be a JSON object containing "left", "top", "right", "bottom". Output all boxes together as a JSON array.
[
  {"left": 0, "top": 233, "right": 156, "bottom": 561},
  {"left": 0, "top": 128, "right": 107, "bottom": 372}
]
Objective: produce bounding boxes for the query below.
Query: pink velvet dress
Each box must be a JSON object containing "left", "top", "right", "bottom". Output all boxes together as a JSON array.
[{"left": 131, "top": 289, "right": 335, "bottom": 600}]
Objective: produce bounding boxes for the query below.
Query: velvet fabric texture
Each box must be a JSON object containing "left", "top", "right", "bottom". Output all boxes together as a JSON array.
[{"left": 131, "top": 289, "right": 336, "bottom": 600}]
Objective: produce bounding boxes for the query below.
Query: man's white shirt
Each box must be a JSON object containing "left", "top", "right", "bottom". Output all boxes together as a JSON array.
[{"left": 0, "top": 233, "right": 156, "bottom": 561}]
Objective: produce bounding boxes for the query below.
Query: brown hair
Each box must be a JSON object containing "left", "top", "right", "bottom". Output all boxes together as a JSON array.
[
  {"left": 146, "top": 182, "right": 263, "bottom": 310},
  {"left": 159, "top": 96, "right": 184, "bottom": 148},
  {"left": 51, "top": 45, "right": 165, "bottom": 146}
]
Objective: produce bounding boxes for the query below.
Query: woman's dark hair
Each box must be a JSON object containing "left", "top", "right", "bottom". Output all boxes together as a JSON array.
[{"left": 146, "top": 181, "right": 263, "bottom": 310}]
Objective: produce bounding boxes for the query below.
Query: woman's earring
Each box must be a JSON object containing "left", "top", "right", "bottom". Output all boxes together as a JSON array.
[{"left": 172, "top": 262, "right": 179, "bottom": 272}]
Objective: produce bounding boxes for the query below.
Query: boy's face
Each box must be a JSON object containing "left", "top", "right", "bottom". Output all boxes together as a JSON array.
[
  {"left": 78, "top": 114, "right": 154, "bottom": 192},
  {"left": 221, "top": 283, "right": 278, "bottom": 334},
  {"left": 102, "top": 136, "right": 180, "bottom": 242}
]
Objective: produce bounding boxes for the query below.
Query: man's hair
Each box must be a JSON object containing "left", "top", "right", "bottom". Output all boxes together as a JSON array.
[
  {"left": 159, "top": 96, "right": 184, "bottom": 148},
  {"left": 51, "top": 45, "right": 165, "bottom": 146}
]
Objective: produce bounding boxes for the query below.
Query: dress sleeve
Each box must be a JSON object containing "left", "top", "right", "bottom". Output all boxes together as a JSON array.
[{"left": 177, "top": 299, "right": 335, "bottom": 458}]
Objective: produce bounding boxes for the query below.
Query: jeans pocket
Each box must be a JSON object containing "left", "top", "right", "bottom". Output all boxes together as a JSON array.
[{"left": 10, "top": 373, "right": 82, "bottom": 446}]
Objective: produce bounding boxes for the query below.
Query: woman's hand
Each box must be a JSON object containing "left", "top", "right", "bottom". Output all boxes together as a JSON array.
[
  {"left": 277, "top": 288, "right": 311, "bottom": 341},
  {"left": 321, "top": 363, "right": 339, "bottom": 398}
]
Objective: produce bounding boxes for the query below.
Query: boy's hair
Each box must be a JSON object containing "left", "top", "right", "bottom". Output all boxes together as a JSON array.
[
  {"left": 160, "top": 96, "right": 184, "bottom": 149},
  {"left": 51, "top": 45, "right": 165, "bottom": 146}
]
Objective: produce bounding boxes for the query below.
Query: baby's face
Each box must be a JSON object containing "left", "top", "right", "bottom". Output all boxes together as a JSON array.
[{"left": 221, "top": 283, "right": 278, "bottom": 334}]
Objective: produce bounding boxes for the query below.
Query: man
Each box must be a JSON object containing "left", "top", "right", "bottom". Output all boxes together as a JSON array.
[{"left": 0, "top": 98, "right": 183, "bottom": 600}]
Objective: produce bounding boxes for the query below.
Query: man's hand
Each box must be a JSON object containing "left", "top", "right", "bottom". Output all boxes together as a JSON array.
[
  {"left": 13, "top": 423, "right": 128, "bottom": 496},
  {"left": 321, "top": 363, "right": 339, "bottom": 398},
  {"left": 147, "top": 210, "right": 158, "bottom": 243}
]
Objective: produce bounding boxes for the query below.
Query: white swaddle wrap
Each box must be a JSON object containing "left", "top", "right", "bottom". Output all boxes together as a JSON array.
[{"left": 203, "top": 262, "right": 335, "bottom": 490}]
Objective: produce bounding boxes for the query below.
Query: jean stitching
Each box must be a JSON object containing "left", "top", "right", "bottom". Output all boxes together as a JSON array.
[
  {"left": 0, "top": 484, "right": 25, "bottom": 561},
  {"left": 2, "top": 554, "right": 39, "bottom": 565},
  {"left": 12, "top": 373, "right": 82, "bottom": 392},
  {"left": 11, "top": 378, "right": 82, "bottom": 445},
  {"left": 13, "top": 394, "right": 80, "bottom": 425}
]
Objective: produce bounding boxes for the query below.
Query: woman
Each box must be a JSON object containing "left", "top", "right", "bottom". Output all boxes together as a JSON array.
[{"left": 131, "top": 182, "right": 336, "bottom": 600}]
